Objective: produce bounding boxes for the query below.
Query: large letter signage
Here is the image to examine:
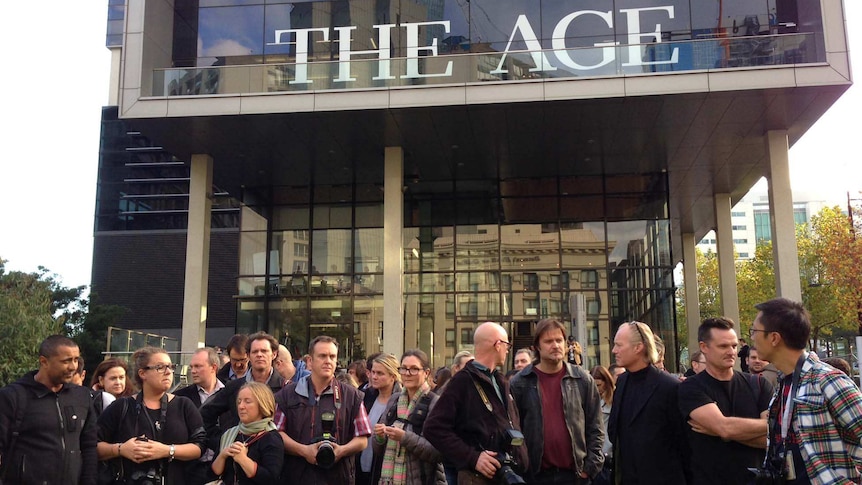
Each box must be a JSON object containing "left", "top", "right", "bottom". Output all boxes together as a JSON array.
[{"left": 267, "top": 4, "right": 679, "bottom": 86}]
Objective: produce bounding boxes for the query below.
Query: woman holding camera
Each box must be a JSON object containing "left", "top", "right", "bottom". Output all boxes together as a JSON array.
[
  {"left": 96, "top": 347, "right": 206, "bottom": 484},
  {"left": 211, "top": 382, "right": 284, "bottom": 484},
  {"left": 373, "top": 349, "right": 446, "bottom": 485}
]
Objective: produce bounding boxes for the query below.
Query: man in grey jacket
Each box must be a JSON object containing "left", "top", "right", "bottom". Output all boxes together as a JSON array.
[{"left": 510, "top": 319, "right": 604, "bottom": 484}]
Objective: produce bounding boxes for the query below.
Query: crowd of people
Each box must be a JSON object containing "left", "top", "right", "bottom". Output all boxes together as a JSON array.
[{"left": 1, "top": 297, "right": 861, "bottom": 485}]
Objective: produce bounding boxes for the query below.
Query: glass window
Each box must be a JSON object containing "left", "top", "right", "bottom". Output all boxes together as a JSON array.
[
  {"left": 312, "top": 229, "right": 351, "bottom": 274},
  {"left": 198, "top": 6, "right": 265, "bottom": 65}
]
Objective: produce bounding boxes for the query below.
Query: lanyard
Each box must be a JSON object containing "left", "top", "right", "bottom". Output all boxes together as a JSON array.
[{"left": 778, "top": 355, "right": 807, "bottom": 442}]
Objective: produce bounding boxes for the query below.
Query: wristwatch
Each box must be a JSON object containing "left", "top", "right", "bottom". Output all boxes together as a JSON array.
[{"left": 169, "top": 444, "right": 175, "bottom": 462}]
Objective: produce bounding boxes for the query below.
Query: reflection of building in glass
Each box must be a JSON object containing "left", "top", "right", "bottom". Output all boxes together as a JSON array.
[{"left": 95, "top": 0, "right": 849, "bottom": 373}]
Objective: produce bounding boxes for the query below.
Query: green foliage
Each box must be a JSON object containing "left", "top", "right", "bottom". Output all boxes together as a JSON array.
[
  {"left": 65, "top": 296, "right": 127, "bottom": 375},
  {"left": 0, "top": 259, "right": 63, "bottom": 386},
  {"left": 736, "top": 242, "right": 776, "bottom": 336},
  {"left": 679, "top": 205, "right": 862, "bottom": 355}
]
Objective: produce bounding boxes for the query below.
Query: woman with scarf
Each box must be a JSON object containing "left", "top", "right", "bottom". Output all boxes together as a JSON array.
[
  {"left": 373, "top": 349, "right": 446, "bottom": 485},
  {"left": 211, "top": 382, "right": 284, "bottom": 484}
]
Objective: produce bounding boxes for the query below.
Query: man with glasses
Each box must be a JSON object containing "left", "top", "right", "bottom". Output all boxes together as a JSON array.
[
  {"left": 678, "top": 317, "right": 772, "bottom": 485},
  {"left": 683, "top": 351, "right": 707, "bottom": 378},
  {"left": 510, "top": 318, "right": 605, "bottom": 484},
  {"left": 216, "top": 334, "right": 250, "bottom": 382},
  {"left": 425, "top": 322, "right": 529, "bottom": 484},
  {"left": 201, "top": 332, "right": 285, "bottom": 451},
  {"left": 608, "top": 321, "right": 689, "bottom": 485},
  {"left": 750, "top": 298, "right": 862, "bottom": 484}
]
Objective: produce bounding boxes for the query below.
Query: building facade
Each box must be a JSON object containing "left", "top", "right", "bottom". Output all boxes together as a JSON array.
[
  {"left": 696, "top": 192, "right": 828, "bottom": 259},
  {"left": 94, "top": 0, "right": 852, "bottom": 370}
]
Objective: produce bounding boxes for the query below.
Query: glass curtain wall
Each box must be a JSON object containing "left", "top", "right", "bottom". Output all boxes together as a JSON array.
[
  {"left": 236, "top": 183, "right": 384, "bottom": 364},
  {"left": 404, "top": 173, "right": 677, "bottom": 371}
]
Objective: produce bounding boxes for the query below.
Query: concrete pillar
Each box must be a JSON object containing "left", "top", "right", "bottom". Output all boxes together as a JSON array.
[
  {"left": 181, "top": 154, "right": 213, "bottom": 359},
  {"left": 766, "top": 131, "right": 802, "bottom": 301},
  {"left": 714, "top": 193, "right": 741, "bottom": 333},
  {"left": 383, "top": 147, "right": 404, "bottom": 356},
  {"left": 681, "top": 232, "right": 701, "bottom": 354}
]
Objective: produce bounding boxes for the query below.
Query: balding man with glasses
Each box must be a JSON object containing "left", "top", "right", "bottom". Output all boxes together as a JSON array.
[{"left": 608, "top": 321, "right": 690, "bottom": 485}]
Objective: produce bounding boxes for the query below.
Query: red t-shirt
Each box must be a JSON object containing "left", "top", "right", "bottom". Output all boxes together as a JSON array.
[{"left": 534, "top": 366, "right": 575, "bottom": 470}]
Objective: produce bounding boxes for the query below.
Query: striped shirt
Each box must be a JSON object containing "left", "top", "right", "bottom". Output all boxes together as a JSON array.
[{"left": 769, "top": 353, "right": 862, "bottom": 484}]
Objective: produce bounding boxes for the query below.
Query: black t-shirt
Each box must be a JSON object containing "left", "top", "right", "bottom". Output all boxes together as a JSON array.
[{"left": 678, "top": 371, "right": 774, "bottom": 485}]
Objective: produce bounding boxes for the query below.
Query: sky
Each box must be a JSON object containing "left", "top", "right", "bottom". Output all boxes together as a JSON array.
[{"left": 0, "top": 1, "right": 860, "bottom": 291}]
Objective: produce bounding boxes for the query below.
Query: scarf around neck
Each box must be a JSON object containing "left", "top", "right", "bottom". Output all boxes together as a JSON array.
[
  {"left": 219, "top": 417, "right": 276, "bottom": 452},
  {"left": 380, "top": 382, "right": 431, "bottom": 485}
]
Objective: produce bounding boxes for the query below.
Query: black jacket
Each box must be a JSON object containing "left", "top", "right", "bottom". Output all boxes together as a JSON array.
[
  {"left": 200, "top": 370, "right": 284, "bottom": 451},
  {"left": 174, "top": 384, "right": 203, "bottom": 408},
  {"left": 608, "top": 365, "right": 690, "bottom": 485},
  {"left": 509, "top": 363, "right": 605, "bottom": 478},
  {"left": 0, "top": 371, "right": 98, "bottom": 485},
  {"left": 423, "top": 361, "right": 528, "bottom": 474}
]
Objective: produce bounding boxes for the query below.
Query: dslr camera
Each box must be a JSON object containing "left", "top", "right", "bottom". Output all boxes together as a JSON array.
[
  {"left": 495, "top": 429, "right": 526, "bottom": 485},
  {"left": 128, "top": 436, "right": 163, "bottom": 485},
  {"left": 747, "top": 456, "right": 787, "bottom": 485},
  {"left": 129, "top": 468, "right": 163, "bottom": 485},
  {"left": 313, "top": 411, "right": 337, "bottom": 469}
]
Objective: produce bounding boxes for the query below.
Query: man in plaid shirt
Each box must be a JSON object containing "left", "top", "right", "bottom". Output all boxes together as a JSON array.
[{"left": 751, "top": 298, "right": 862, "bottom": 484}]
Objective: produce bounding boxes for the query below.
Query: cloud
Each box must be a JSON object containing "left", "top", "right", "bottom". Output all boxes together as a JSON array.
[{"left": 201, "top": 38, "right": 255, "bottom": 58}]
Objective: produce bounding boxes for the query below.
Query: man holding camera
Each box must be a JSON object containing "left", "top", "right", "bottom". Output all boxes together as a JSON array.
[
  {"left": 274, "top": 335, "right": 371, "bottom": 484},
  {"left": 750, "top": 298, "right": 862, "bottom": 484},
  {"left": 510, "top": 319, "right": 605, "bottom": 484},
  {"left": 425, "top": 322, "right": 529, "bottom": 484}
]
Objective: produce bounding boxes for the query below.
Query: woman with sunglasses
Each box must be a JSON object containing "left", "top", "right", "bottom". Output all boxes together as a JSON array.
[
  {"left": 373, "top": 349, "right": 446, "bottom": 485},
  {"left": 96, "top": 347, "right": 207, "bottom": 484}
]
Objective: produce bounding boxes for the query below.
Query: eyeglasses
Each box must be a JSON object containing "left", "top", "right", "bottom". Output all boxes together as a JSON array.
[
  {"left": 495, "top": 340, "right": 513, "bottom": 350},
  {"left": 143, "top": 363, "right": 177, "bottom": 374},
  {"left": 693, "top": 360, "right": 706, "bottom": 365},
  {"left": 230, "top": 357, "right": 249, "bottom": 365},
  {"left": 629, "top": 321, "right": 648, "bottom": 343},
  {"left": 398, "top": 366, "right": 426, "bottom": 376},
  {"left": 749, "top": 328, "right": 769, "bottom": 339}
]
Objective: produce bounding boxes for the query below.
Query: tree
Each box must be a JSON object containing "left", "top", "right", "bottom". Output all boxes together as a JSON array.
[
  {"left": 0, "top": 259, "right": 63, "bottom": 386},
  {"left": 735, "top": 242, "right": 776, "bottom": 336},
  {"left": 801, "top": 206, "right": 860, "bottom": 345},
  {"left": 675, "top": 248, "right": 720, "bottom": 354},
  {"left": 64, "top": 296, "right": 127, "bottom": 374}
]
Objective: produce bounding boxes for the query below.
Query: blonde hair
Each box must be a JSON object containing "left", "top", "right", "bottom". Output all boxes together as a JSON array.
[
  {"left": 627, "top": 321, "right": 659, "bottom": 365},
  {"left": 373, "top": 353, "right": 402, "bottom": 383},
  {"left": 238, "top": 382, "right": 276, "bottom": 418}
]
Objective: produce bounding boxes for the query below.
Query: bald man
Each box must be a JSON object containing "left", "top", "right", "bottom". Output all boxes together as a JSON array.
[{"left": 425, "top": 322, "right": 529, "bottom": 484}]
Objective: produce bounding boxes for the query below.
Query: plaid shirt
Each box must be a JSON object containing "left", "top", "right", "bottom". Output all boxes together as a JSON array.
[{"left": 770, "top": 353, "right": 862, "bottom": 484}]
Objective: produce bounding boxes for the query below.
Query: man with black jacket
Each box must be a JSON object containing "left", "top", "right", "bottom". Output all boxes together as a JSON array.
[
  {"left": 424, "top": 322, "right": 529, "bottom": 484},
  {"left": 215, "top": 334, "right": 250, "bottom": 383},
  {"left": 510, "top": 319, "right": 604, "bottom": 484},
  {"left": 200, "top": 332, "right": 284, "bottom": 451},
  {"left": 0, "top": 335, "right": 98, "bottom": 485}
]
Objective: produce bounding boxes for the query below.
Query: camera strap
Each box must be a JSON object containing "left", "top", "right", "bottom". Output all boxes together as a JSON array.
[
  {"left": 135, "top": 392, "right": 169, "bottom": 442},
  {"left": 471, "top": 375, "right": 515, "bottom": 429},
  {"left": 779, "top": 355, "right": 806, "bottom": 442}
]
